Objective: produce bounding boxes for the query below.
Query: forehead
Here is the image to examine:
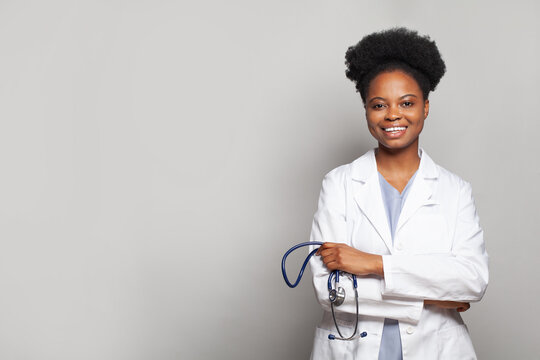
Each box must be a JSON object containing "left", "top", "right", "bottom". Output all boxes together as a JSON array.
[{"left": 367, "top": 70, "right": 422, "bottom": 99}]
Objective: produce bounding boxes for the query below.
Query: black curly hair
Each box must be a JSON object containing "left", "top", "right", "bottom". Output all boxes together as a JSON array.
[{"left": 345, "top": 27, "right": 446, "bottom": 103}]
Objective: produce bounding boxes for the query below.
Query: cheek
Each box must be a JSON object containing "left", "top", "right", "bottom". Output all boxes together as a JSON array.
[
  {"left": 417, "top": 121, "right": 425, "bottom": 133},
  {"left": 404, "top": 108, "right": 426, "bottom": 123},
  {"left": 365, "top": 118, "right": 379, "bottom": 135},
  {"left": 414, "top": 117, "right": 425, "bottom": 134},
  {"left": 365, "top": 112, "right": 381, "bottom": 127}
]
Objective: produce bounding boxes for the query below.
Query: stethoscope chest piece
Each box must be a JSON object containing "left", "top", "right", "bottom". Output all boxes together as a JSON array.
[{"left": 329, "top": 287, "right": 345, "bottom": 306}]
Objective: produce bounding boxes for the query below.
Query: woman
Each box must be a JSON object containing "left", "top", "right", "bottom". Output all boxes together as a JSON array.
[{"left": 308, "top": 28, "right": 488, "bottom": 359}]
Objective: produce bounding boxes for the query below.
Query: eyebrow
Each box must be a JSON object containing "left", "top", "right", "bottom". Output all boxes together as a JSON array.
[{"left": 368, "top": 94, "right": 418, "bottom": 103}]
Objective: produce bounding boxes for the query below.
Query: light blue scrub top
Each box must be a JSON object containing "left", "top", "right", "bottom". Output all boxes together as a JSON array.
[{"left": 377, "top": 170, "right": 418, "bottom": 360}]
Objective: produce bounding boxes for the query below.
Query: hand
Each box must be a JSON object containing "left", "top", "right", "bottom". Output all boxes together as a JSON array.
[
  {"left": 316, "top": 242, "right": 384, "bottom": 277},
  {"left": 424, "top": 300, "right": 471, "bottom": 312}
]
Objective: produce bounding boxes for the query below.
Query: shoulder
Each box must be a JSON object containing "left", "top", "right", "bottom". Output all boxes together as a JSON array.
[
  {"left": 323, "top": 149, "right": 375, "bottom": 183},
  {"left": 437, "top": 165, "right": 467, "bottom": 186},
  {"left": 428, "top": 156, "right": 475, "bottom": 202},
  {"left": 436, "top": 163, "right": 472, "bottom": 191},
  {"left": 421, "top": 148, "right": 472, "bottom": 190},
  {"left": 318, "top": 164, "right": 351, "bottom": 198},
  {"left": 323, "top": 163, "right": 350, "bottom": 182}
]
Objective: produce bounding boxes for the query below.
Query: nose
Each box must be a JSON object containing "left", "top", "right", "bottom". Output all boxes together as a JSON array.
[{"left": 385, "top": 106, "right": 401, "bottom": 121}]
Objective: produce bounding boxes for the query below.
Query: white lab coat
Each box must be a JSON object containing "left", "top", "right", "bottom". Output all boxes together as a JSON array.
[{"left": 309, "top": 148, "right": 488, "bottom": 360}]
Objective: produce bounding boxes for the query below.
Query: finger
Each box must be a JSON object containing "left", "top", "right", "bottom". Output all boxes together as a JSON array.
[
  {"left": 317, "top": 243, "right": 347, "bottom": 255},
  {"left": 324, "top": 260, "right": 339, "bottom": 271},
  {"left": 315, "top": 243, "right": 331, "bottom": 255},
  {"left": 321, "top": 242, "right": 339, "bottom": 249},
  {"left": 318, "top": 248, "right": 337, "bottom": 258},
  {"left": 315, "top": 245, "right": 325, "bottom": 255},
  {"left": 322, "top": 250, "right": 346, "bottom": 265},
  {"left": 321, "top": 254, "right": 338, "bottom": 266}
]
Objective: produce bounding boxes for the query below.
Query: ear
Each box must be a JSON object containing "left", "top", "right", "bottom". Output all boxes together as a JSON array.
[{"left": 424, "top": 99, "right": 430, "bottom": 118}]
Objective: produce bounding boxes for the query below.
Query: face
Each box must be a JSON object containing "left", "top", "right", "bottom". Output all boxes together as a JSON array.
[{"left": 364, "top": 70, "right": 429, "bottom": 152}]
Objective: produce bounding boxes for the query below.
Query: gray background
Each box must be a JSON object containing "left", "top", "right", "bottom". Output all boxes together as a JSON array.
[{"left": 0, "top": 0, "right": 538, "bottom": 359}]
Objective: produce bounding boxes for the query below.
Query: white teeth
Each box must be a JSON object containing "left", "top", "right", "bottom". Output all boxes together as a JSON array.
[{"left": 384, "top": 127, "right": 406, "bottom": 132}]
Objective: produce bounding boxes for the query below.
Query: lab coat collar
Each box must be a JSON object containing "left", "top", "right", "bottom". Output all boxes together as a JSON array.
[
  {"left": 351, "top": 147, "right": 439, "bottom": 253},
  {"left": 350, "top": 147, "right": 439, "bottom": 182}
]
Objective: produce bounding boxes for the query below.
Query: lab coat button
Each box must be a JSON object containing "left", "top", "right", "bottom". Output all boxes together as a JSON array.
[
  {"left": 395, "top": 243, "right": 403, "bottom": 251},
  {"left": 406, "top": 326, "right": 414, "bottom": 334}
]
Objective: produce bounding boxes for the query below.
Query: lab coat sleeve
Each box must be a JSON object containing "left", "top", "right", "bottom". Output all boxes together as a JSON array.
[
  {"left": 381, "top": 180, "right": 489, "bottom": 301},
  {"left": 309, "top": 168, "right": 424, "bottom": 324}
]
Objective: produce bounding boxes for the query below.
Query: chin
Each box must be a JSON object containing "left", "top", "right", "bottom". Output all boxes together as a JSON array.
[{"left": 379, "top": 139, "right": 417, "bottom": 151}]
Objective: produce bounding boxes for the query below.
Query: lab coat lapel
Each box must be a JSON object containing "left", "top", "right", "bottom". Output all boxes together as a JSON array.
[
  {"left": 351, "top": 150, "right": 394, "bottom": 253},
  {"left": 396, "top": 149, "right": 439, "bottom": 233}
]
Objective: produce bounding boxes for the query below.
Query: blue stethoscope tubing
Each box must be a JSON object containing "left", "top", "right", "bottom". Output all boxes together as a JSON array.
[
  {"left": 281, "top": 241, "right": 323, "bottom": 288},
  {"left": 281, "top": 241, "right": 367, "bottom": 341}
]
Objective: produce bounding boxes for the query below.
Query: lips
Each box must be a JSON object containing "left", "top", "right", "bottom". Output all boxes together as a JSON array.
[
  {"left": 383, "top": 126, "right": 407, "bottom": 132},
  {"left": 382, "top": 126, "right": 407, "bottom": 138}
]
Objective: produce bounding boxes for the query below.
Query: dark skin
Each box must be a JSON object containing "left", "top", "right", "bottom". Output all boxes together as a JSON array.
[{"left": 316, "top": 70, "right": 470, "bottom": 313}]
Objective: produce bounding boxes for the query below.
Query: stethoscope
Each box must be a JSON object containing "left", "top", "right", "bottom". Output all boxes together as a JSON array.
[{"left": 281, "top": 242, "right": 367, "bottom": 341}]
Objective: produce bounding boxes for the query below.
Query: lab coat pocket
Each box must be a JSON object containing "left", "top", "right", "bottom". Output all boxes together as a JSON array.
[
  {"left": 310, "top": 326, "right": 354, "bottom": 360},
  {"left": 401, "top": 213, "right": 451, "bottom": 254},
  {"left": 437, "top": 324, "right": 476, "bottom": 359}
]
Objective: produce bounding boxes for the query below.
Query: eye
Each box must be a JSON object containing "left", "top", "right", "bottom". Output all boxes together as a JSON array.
[
  {"left": 402, "top": 101, "right": 414, "bottom": 107},
  {"left": 372, "top": 103, "right": 385, "bottom": 110}
]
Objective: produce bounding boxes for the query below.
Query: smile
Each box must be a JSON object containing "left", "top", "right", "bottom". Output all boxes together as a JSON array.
[{"left": 383, "top": 126, "right": 407, "bottom": 132}]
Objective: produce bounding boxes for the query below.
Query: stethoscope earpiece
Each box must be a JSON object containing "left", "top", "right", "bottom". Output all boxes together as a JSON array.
[{"left": 329, "top": 331, "right": 367, "bottom": 341}]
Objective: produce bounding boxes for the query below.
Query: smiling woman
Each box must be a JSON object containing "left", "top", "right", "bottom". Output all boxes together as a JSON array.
[
  {"left": 365, "top": 71, "right": 429, "bottom": 175},
  {"left": 307, "top": 28, "right": 488, "bottom": 360}
]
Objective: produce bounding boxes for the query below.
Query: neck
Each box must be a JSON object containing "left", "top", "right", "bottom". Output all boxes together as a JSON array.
[{"left": 375, "top": 141, "right": 420, "bottom": 176}]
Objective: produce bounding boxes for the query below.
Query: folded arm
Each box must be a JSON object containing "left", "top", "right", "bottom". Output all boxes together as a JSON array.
[
  {"left": 309, "top": 169, "right": 424, "bottom": 323},
  {"left": 309, "top": 170, "right": 487, "bottom": 321},
  {"left": 381, "top": 181, "right": 489, "bottom": 302}
]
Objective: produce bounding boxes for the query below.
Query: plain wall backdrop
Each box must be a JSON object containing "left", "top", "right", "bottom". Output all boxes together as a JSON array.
[{"left": 0, "top": 0, "right": 538, "bottom": 359}]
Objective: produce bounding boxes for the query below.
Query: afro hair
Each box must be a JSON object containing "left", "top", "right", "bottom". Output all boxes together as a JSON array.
[{"left": 345, "top": 27, "right": 446, "bottom": 103}]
